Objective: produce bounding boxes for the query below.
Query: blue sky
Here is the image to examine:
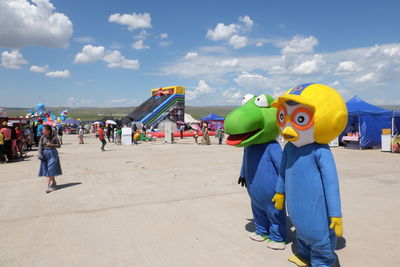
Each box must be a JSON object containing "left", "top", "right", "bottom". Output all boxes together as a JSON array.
[{"left": 1, "top": 0, "right": 400, "bottom": 107}]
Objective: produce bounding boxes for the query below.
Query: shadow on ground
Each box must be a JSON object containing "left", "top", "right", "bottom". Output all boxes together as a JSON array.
[{"left": 55, "top": 182, "right": 82, "bottom": 191}]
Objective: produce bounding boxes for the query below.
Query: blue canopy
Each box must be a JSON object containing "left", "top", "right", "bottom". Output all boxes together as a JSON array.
[
  {"left": 346, "top": 96, "right": 392, "bottom": 116},
  {"left": 344, "top": 96, "right": 392, "bottom": 148},
  {"left": 63, "top": 118, "right": 81, "bottom": 124},
  {"left": 200, "top": 113, "right": 225, "bottom": 121}
]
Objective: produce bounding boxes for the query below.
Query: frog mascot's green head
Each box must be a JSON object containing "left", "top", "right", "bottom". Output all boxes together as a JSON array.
[{"left": 224, "top": 94, "right": 279, "bottom": 147}]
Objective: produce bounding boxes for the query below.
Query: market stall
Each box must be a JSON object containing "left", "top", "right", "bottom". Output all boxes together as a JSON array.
[
  {"left": 341, "top": 96, "right": 392, "bottom": 149},
  {"left": 200, "top": 113, "right": 225, "bottom": 131}
]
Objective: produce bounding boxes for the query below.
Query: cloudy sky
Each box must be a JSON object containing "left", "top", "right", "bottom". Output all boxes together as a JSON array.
[{"left": 1, "top": 0, "right": 400, "bottom": 107}]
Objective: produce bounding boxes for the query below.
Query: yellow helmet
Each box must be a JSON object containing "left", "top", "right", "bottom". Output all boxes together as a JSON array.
[{"left": 272, "top": 83, "right": 348, "bottom": 144}]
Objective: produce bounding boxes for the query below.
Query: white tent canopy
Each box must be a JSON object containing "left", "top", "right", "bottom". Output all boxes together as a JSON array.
[{"left": 184, "top": 113, "right": 199, "bottom": 123}]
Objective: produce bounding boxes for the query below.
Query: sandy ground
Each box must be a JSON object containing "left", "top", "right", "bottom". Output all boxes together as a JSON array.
[{"left": 0, "top": 134, "right": 399, "bottom": 267}]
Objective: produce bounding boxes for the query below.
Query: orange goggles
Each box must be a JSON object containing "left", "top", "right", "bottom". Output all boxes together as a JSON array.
[{"left": 277, "top": 106, "right": 314, "bottom": 131}]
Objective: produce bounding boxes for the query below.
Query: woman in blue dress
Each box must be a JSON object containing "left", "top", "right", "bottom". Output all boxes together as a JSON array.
[{"left": 38, "top": 125, "right": 62, "bottom": 193}]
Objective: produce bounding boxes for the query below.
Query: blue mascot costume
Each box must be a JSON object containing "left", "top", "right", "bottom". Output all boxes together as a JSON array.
[
  {"left": 272, "top": 83, "right": 348, "bottom": 266},
  {"left": 225, "top": 93, "right": 287, "bottom": 250}
]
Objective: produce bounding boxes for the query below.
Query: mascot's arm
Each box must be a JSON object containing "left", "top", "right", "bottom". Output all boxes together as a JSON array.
[
  {"left": 269, "top": 142, "right": 282, "bottom": 175},
  {"left": 273, "top": 146, "right": 287, "bottom": 210},
  {"left": 238, "top": 148, "right": 246, "bottom": 187},
  {"left": 275, "top": 146, "right": 287, "bottom": 194},
  {"left": 317, "top": 146, "right": 343, "bottom": 236}
]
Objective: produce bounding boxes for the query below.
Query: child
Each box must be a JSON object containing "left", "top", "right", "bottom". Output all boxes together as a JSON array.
[
  {"left": 98, "top": 126, "right": 106, "bottom": 151},
  {"left": 133, "top": 130, "right": 140, "bottom": 145},
  {"left": 193, "top": 130, "right": 199, "bottom": 144},
  {"left": 78, "top": 127, "right": 84, "bottom": 144}
]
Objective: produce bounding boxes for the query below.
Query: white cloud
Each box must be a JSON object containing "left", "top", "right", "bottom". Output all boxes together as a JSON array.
[
  {"left": 0, "top": 0, "right": 73, "bottom": 48},
  {"left": 103, "top": 50, "right": 139, "bottom": 69},
  {"left": 1, "top": 50, "right": 28, "bottom": 69},
  {"left": 159, "top": 41, "right": 172, "bottom": 47},
  {"left": 186, "top": 80, "right": 214, "bottom": 100},
  {"left": 268, "top": 65, "right": 286, "bottom": 74},
  {"left": 30, "top": 64, "right": 71, "bottom": 78},
  {"left": 336, "top": 60, "right": 357, "bottom": 72},
  {"left": 235, "top": 72, "right": 273, "bottom": 89},
  {"left": 206, "top": 16, "right": 254, "bottom": 49},
  {"left": 355, "top": 72, "right": 375, "bottom": 83},
  {"left": 67, "top": 97, "right": 95, "bottom": 107},
  {"left": 159, "top": 33, "right": 168, "bottom": 39},
  {"left": 30, "top": 65, "right": 49, "bottom": 73},
  {"left": 239, "top": 15, "right": 254, "bottom": 29},
  {"left": 45, "top": 70, "right": 70, "bottom": 78},
  {"left": 185, "top": 52, "right": 198, "bottom": 59},
  {"left": 134, "top": 30, "right": 149, "bottom": 40},
  {"left": 159, "top": 40, "right": 400, "bottom": 104},
  {"left": 108, "top": 12, "right": 152, "bottom": 31},
  {"left": 382, "top": 47, "right": 400, "bottom": 57},
  {"left": 112, "top": 60, "right": 139, "bottom": 70},
  {"left": 222, "top": 87, "right": 243, "bottom": 103},
  {"left": 216, "top": 59, "right": 239, "bottom": 68},
  {"left": 74, "top": 45, "right": 105, "bottom": 63},
  {"left": 74, "top": 45, "right": 139, "bottom": 70},
  {"left": 228, "top": 35, "right": 248, "bottom": 49},
  {"left": 74, "top": 36, "right": 94, "bottom": 43},
  {"left": 255, "top": 42, "right": 263, "bottom": 47},
  {"left": 292, "top": 55, "right": 324, "bottom": 75},
  {"left": 132, "top": 40, "right": 150, "bottom": 50},
  {"left": 206, "top": 23, "right": 237, "bottom": 41},
  {"left": 282, "top": 35, "right": 319, "bottom": 54}
]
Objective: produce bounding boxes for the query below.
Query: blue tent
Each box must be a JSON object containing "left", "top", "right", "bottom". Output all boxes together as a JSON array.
[
  {"left": 200, "top": 113, "right": 225, "bottom": 121},
  {"left": 200, "top": 113, "right": 225, "bottom": 131},
  {"left": 343, "top": 96, "right": 392, "bottom": 148}
]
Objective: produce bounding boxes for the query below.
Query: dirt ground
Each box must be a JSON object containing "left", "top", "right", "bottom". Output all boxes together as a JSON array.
[{"left": 0, "top": 134, "right": 399, "bottom": 267}]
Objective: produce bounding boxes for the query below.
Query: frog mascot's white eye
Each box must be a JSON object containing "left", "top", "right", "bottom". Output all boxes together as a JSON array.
[
  {"left": 255, "top": 94, "right": 269, "bottom": 107},
  {"left": 242, "top": 94, "right": 255, "bottom": 105}
]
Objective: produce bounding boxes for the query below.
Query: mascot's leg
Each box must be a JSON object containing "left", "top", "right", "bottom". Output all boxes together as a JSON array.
[
  {"left": 266, "top": 205, "right": 287, "bottom": 250},
  {"left": 248, "top": 202, "right": 269, "bottom": 242},
  {"left": 289, "top": 238, "right": 311, "bottom": 266},
  {"left": 310, "top": 230, "right": 337, "bottom": 267}
]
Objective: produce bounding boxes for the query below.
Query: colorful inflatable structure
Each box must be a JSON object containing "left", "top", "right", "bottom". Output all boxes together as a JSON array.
[
  {"left": 121, "top": 86, "right": 185, "bottom": 127},
  {"left": 27, "top": 104, "right": 68, "bottom": 124}
]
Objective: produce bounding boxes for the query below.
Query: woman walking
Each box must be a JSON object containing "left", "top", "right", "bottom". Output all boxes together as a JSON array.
[{"left": 37, "top": 125, "right": 62, "bottom": 193}]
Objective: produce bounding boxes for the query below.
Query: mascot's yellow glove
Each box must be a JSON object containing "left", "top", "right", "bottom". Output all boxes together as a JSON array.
[
  {"left": 330, "top": 217, "right": 343, "bottom": 237},
  {"left": 272, "top": 193, "right": 285, "bottom": 210}
]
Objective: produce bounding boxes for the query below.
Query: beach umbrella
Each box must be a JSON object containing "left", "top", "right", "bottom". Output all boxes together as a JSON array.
[
  {"left": 44, "top": 121, "right": 56, "bottom": 126},
  {"left": 106, "top": 120, "right": 117, "bottom": 125}
]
